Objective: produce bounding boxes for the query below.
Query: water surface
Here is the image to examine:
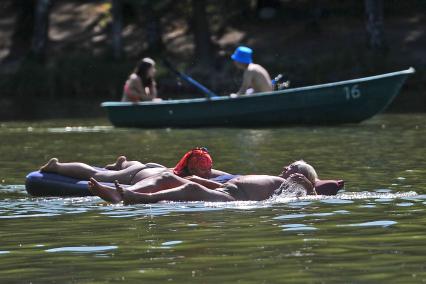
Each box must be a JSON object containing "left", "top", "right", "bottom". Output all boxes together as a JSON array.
[{"left": 1, "top": 114, "right": 425, "bottom": 283}]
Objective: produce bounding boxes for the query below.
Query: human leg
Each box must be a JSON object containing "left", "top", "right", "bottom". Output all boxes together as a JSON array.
[
  {"left": 41, "top": 158, "right": 145, "bottom": 184},
  {"left": 41, "top": 158, "right": 100, "bottom": 180},
  {"left": 104, "top": 156, "right": 127, "bottom": 170},
  {"left": 88, "top": 178, "right": 123, "bottom": 203},
  {"left": 104, "top": 156, "right": 144, "bottom": 170},
  {"left": 92, "top": 164, "right": 148, "bottom": 184},
  {"left": 119, "top": 182, "right": 235, "bottom": 204},
  {"left": 125, "top": 172, "right": 190, "bottom": 194}
]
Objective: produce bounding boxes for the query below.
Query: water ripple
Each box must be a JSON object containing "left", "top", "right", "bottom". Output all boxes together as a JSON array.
[
  {"left": 280, "top": 223, "right": 318, "bottom": 232},
  {"left": 47, "top": 126, "right": 114, "bottom": 133},
  {"left": 161, "top": 241, "right": 183, "bottom": 247},
  {"left": 339, "top": 220, "right": 397, "bottom": 227},
  {"left": 0, "top": 191, "right": 420, "bottom": 220},
  {"left": 45, "top": 245, "right": 118, "bottom": 253}
]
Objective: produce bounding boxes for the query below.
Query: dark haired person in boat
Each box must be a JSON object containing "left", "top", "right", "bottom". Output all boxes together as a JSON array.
[
  {"left": 121, "top": 57, "right": 160, "bottom": 102},
  {"left": 87, "top": 160, "right": 319, "bottom": 204},
  {"left": 230, "top": 46, "right": 273, "bottom": 97},
  {"left": 40, "top": 148, "right": 229, "bottom": 194}
]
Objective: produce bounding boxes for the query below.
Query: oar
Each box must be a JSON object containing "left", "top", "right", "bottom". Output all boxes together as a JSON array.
[{"left": 163, "top": 59, "right": 218, "bottom": 98}]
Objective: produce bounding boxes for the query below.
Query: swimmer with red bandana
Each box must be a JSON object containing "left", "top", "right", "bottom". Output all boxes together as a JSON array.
[
  {"left": 87, "top": 148, "right": 231, "bottom": 203},
  {"left": 41, "top": 148, "right": 230, "bottom": 203},
  {"left": 174, "top": 147, "right": 213, "bottom": 178},
  {"left": 104, "top": 147, "right": 220, "bottom": 179}
]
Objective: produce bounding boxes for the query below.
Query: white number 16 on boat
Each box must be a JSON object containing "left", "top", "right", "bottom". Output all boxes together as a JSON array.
[{"left": 343, "top": 84, "right": 361, "bottom": 100}]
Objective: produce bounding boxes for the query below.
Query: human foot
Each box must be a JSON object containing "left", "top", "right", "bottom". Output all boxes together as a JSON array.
[
  {"left": 116, "top": 184, "right": 151, "bottom": 205},
  {"left": 40, "top": 158, "right": 59, "bottom": 172},
  {"left": 104, "top": 156, "right": 127, "bottom": 170},
  {"left": 288, "top": 173, "right": 317, "bottom": 195},
  {"left": 88, "top": 178, "right": 123, "bottom": 203}
]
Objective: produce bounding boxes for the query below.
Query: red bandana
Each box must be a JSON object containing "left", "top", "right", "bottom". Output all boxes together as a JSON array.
[{"left": 173, "top": 148, "right": 213, "bottom": 177}]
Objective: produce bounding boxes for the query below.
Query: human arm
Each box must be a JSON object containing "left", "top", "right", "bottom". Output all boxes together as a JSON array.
[
  {"left": 184, "top": 175, "right": 223, "bottom": 189},
  {"left": 140, "top": 80, "right": 159, "bottom": 101},
  {"left": 128, "top": 75, "right": 159, "bottom": 101},
  {"left": 148, "top": 80, "right": 158, "bottom": 99},
  {"left": 277, "top": 173, "right": 316, "bottom": 195},
  {"left": 210, "top": 168, "right": 231, "bottom": 177},
  {"left": 236, "top": 69, "right": 253, "bottom": 95}
]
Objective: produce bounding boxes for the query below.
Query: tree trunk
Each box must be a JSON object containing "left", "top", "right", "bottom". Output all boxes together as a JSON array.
[
  {"left": 111, "top": 0, "right": 123, "bottom": 60},
  {"left": 6, "top": 0, "right": 36, "bottom": 61},
  {"left": 364, "top": 0, "right": 387, "bottom": 50},
  {"left": 31, "top": 0, "right": 51, "bottom": 61},
  {"left": 141, "top": 3, "right": 164, "bottom": 53},
  {"left": 191, "top": 0, "right": 214, "bottom": 66},
  {"left": 307, "top": 0, "right": 322, "bottom": 32}
]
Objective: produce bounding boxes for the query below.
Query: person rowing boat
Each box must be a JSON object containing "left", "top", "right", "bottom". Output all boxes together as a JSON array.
[{"left": 230, "top": 46, "right": 273, "bottom": 97}]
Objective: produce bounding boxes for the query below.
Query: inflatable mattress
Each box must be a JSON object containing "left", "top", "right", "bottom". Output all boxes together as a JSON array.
[{"left": 26, "top": 170, "right": 344, "bottom": 197}]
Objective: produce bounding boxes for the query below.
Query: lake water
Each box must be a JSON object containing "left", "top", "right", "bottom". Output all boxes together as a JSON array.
[{"left": 0, "top": 114, "right": 425, "bottom": 283}]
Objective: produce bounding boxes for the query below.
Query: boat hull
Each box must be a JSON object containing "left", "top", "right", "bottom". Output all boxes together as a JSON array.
[{"left": 101, "top": 68, "right": 414, "bottom": 127}]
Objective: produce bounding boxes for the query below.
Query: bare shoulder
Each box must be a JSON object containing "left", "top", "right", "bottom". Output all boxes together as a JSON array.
[
  {"left": 128, "top": 73, "right": 137, "bottom": 80},
  {"left": 128, "top": 74, "right": 142, "bottom": 84},
  {"left": 248, "top": 64, "right": 264, "bottom": 72}
]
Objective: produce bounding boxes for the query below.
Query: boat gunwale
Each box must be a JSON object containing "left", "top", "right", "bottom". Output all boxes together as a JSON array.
[{"left": 101, "top": 67, "right": 415, "bottom": 107}]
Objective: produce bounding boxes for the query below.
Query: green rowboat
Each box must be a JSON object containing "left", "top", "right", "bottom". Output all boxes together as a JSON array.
[{"left": 101, "top": 68, "right": 415, "bottom": 127}]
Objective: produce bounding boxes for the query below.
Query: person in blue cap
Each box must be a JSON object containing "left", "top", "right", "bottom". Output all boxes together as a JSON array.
[{"left": 230, "top": 46, "right": 272, "bottom": 96}]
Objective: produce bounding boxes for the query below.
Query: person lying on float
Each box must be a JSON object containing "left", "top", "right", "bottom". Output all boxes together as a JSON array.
[
  {"left": 87, "top": 160, "right": 319, "bottom": 204},
  {"left": 40, "top": 148, "right": 229, "bottom": 198}
]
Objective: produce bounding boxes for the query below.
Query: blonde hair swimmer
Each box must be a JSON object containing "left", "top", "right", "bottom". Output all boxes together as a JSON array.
[
  {"left": 122, "top": 57, "right": 162, "bottom": 102},
  {"left": 280, "top": 160, "right": 318, "bottom": 185},
  {"left": 230, "top": 46, "right": 272, "bottom": 98}
]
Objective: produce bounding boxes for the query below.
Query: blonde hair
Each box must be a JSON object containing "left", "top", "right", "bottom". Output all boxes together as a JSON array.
[{"left": 292, "top": 160, "right": 318, "bottom": 185}]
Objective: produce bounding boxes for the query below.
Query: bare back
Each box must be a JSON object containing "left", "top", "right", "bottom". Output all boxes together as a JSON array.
[
  {"left": 122, "top": 74, "right": 157, "bottom": 102},
  {"left": 227, "top": 175, "right": 284, "bottom": 201},
  {"left": 238, "top": 64, "right": 273, "bottom": 94}
]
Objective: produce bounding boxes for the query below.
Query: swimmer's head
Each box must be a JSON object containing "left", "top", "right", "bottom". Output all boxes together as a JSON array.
[
  {"left": 173, "top": 148, "right": 212, "bottom": 179},
  {"left": 279, "top": 160, "right": 318, "bottom": 185},
  {"left": 231, "top": 46, "right": 252, "bottom": 69},
  {"left": 187, "top": 155, "right": 212, "bottom": 178},
  {"left": 134, "top": 57, "right": 156, "bottom": 84}
]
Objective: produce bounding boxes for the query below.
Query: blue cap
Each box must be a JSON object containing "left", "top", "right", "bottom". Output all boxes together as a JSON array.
[{"left": 231, "top": 46, "right": 253, "bottom": 64}]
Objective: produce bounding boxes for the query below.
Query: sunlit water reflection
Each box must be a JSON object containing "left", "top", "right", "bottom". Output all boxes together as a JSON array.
[{"left": 0, "top": 114, "right": 425, "bottom": 283}]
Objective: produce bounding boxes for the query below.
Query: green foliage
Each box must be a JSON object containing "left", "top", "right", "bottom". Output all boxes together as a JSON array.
[
  {"left": 0, "top": 55, "right": 130, "bottom": 100},
  {"left": 0, "top": 53, "right": 171, "bottom": 101},
  {"left": 125, "top": 0, "right": 173, "bottom": 11}
]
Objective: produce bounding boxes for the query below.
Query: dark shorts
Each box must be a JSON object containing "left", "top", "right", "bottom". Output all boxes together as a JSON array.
[
  {"left": 217, "top": 183, "right": 249, "bottom": 201},
  {"left": 210, "top": 174, "right": 241, "bottom": 184}
]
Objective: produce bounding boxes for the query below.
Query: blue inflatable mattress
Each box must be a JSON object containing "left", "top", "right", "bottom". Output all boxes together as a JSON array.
[{"left": 25, "top": 171, "right": 343, "bottom": 197}]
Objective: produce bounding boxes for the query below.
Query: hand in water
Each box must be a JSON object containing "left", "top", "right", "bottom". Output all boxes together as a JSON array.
[{"left": 288, "top": 173, "right": 317, "bottom": 195}]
